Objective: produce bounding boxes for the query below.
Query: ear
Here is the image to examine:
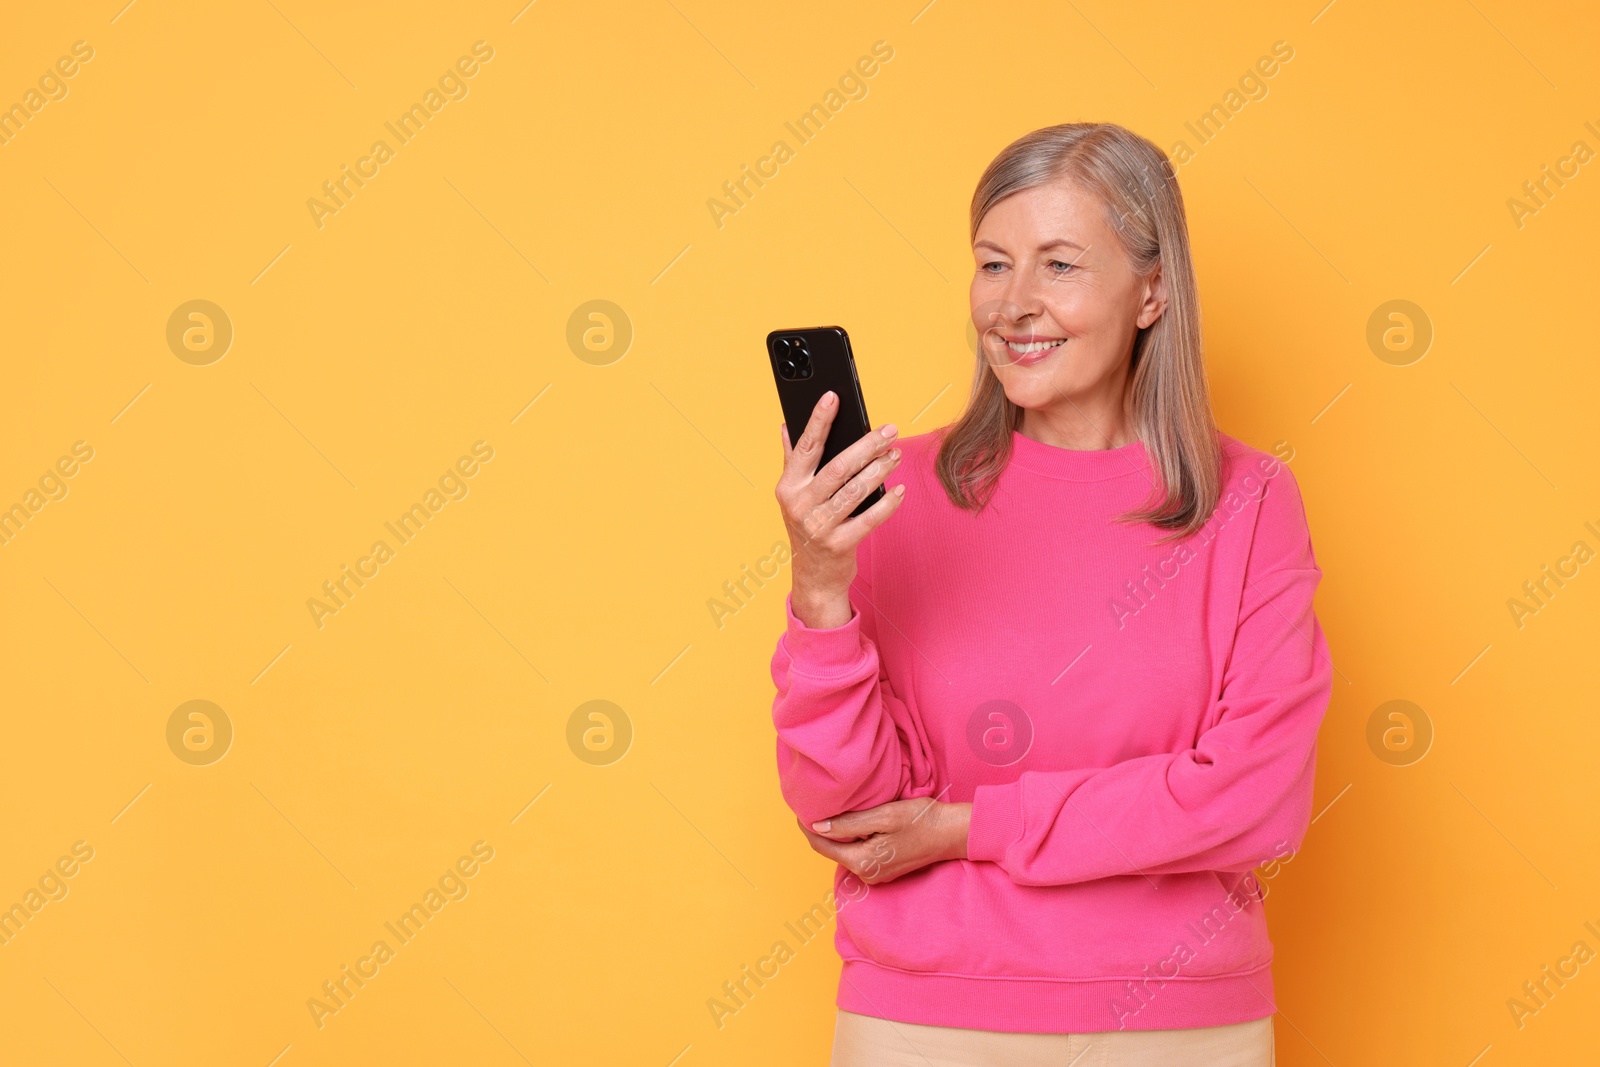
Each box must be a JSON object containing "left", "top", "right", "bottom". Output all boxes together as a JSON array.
[{"left": 1135, "top": 260, "right": 1168, "bottom": 330}]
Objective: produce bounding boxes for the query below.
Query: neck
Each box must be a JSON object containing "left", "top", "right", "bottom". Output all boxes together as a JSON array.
[{"left": 1018, "top": 390, "right": 1132, "bottom": 451}]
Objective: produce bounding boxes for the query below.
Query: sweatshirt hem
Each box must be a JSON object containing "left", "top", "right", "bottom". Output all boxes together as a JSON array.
[{"left": 837, "top": 957, "right": 1276, "bottom": 1034}]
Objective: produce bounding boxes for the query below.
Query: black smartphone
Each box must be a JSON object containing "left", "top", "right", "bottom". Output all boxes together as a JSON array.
[{"left": 766, "top": 326, "right": 885, "bottom": 518}]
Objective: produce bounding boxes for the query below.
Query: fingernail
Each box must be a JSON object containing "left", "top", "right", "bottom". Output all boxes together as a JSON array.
[
  {"left": 822, "top": 391, "right": 837, "bottom": 405},
  {"left": 888, "top": 448, "right": 901, "bottom": 461},
  {"left": 880, "top": 424, "right": 898, "bottom": 438},
  {"left": 812, "top": 820, "right": 831, "bottom": 832}
]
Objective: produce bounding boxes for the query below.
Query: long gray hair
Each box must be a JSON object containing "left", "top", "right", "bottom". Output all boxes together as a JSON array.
[{"left": 935, "top": 122, "right": 1221, "bottom": 540}]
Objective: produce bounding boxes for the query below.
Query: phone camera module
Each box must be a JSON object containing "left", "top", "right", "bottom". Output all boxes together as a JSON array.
[{"left": 775, "top": 337, "right": 813, "bottom": 379}]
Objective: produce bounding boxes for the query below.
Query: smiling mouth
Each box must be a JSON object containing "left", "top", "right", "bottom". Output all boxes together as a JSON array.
[{"left": 1003, "top": 338, "right": 1066, "bottom": 357}]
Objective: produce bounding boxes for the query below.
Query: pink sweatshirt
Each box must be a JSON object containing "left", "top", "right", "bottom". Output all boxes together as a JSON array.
[{"left": 769, "top": 428, "right": 1332, "bottom": 1034}]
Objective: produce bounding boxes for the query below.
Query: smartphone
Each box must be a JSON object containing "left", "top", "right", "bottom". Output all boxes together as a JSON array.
[{"left": 766, "top": 326, "right": 885, "bottom": 518}]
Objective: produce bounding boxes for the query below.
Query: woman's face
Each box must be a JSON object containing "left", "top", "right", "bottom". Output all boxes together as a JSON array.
[{"left": 969, "top": 179, "right": 1166, "bottom": 418}]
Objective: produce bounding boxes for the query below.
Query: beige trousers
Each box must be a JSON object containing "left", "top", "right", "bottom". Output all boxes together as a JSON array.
[{"left": 829, "top": 1009, "right": 1274, "bottom": 1066}]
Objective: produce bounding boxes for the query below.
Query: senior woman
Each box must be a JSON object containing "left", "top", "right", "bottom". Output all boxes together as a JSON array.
[{"left": 768, "top": 122, "right": 1331, "bottom": 1066}]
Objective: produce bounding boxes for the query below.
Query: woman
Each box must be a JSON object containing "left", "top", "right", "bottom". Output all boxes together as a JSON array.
[{"left": 768, "top": 122, "right": 1331, "bottom": 1065}]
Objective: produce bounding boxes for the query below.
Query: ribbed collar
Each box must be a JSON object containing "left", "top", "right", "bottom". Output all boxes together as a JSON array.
[{"left": 1006, "top": 429, "right": 1152, "bottom": 482}]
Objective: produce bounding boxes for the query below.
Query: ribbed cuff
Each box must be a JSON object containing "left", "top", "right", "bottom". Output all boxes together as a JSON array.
[
  {"left": 966, "top": 782, "right": 1025, "bottom": 863},
  {"left": 781, "top": 593, "right": 867, "bottom": 678}
]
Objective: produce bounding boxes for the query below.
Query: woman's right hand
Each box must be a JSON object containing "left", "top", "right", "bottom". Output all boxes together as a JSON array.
[{"left": 776, "top": 390, "right": 906, "bottom": 630}]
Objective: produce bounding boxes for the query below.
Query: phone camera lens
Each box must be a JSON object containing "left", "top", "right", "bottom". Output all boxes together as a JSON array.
[{"left": 785, "top": 338, "right": 812, "bottom": 378}]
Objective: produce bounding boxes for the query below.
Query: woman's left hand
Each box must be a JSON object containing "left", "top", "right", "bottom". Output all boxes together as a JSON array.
[{"left": 796, "top": 798, "right": 972, "bottom": 885}]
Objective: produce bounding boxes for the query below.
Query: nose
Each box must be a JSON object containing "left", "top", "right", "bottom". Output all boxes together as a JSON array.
[
  {"left": 975, "top": 279, "right": 1043, "bottom": 341},
  {"left": 1000, "top": 262, "right": 1049, "bottom": 322}
]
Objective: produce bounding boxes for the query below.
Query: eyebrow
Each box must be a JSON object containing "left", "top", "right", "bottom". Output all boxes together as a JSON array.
[{"left": 974, "top": 238, "right": 1087, "bottom": 254}]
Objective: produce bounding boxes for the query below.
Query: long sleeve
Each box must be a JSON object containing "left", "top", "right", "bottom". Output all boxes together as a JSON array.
[
  {"left": 769, "top": 531, "right": 938, "bottom": 828},
  {"left": 966, "top": 465, "right": 1333, "bottom": 886}
]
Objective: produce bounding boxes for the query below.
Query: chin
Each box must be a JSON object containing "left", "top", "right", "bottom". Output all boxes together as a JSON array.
[
  {"left": 991, "top": 360, "right": 1066, "bottom": 394},
  {"left": 999, "top": 381, "right": 1070, "bottom": 411}
]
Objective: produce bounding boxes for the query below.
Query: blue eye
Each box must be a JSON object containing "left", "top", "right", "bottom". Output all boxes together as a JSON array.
[{"left": 1049, "top": 260, "right": 1076, "bottom": 273}]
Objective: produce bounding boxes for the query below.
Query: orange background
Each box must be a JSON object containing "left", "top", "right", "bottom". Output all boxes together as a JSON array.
[{"left": 0, "top": 1, "right": 1596, "bottom": 1064}]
